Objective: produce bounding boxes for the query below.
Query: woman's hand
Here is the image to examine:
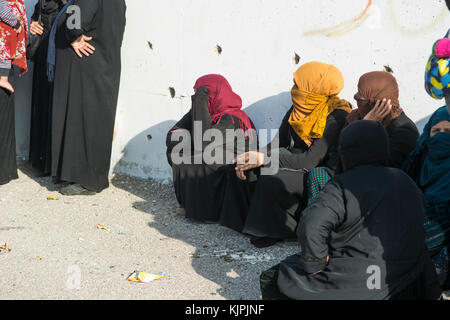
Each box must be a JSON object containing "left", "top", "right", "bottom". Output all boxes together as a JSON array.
[
  {"left": 30, "top": 21, "right": 44, "bottom": 35},
  {"left": 71, "top": 35, "right": 96, "bottom": 58},
  {"left": 363, "top": 99, "right": 392, "bottom": 122},
  {"left": 234, "top": 151, "right": 264, "bottom": 180}
]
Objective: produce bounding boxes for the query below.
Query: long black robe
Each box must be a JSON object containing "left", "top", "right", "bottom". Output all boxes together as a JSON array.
[
  {"left": 29, "top": 0, "right": 62, "bottom": 175},
  {"left": 166, "top": 87, "right": 257, "bottom": 223},
  {"left": 0, "top": 69, "right": 18, "bottom": 185},
  {"left": 51, "top": 0, "right": 126, "bottom": 192},
  {"left": 220, "top": 107, "right": 348, "bottom": 238},
  {"left": 278, "top": 158, "right": 441, "bottom": 299}
]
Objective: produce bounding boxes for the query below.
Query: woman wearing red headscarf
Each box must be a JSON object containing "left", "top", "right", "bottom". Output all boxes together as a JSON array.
[{"left": 166, "top": 74, "right": 257, "bottom": 223}]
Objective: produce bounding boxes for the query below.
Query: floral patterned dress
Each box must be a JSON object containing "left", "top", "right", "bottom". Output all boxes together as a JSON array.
[{"left": 0, "top": 0, "right": 28, "bottom": 75}]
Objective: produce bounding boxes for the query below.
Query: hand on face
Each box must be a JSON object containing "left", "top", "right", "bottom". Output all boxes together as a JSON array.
[{"left": 363, "top": 99, "right": 392, "bottom": 122}]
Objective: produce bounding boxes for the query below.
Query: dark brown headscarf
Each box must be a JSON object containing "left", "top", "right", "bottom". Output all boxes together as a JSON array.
[{"left": 346, "top": 71, "right": 403, "bottom": 126}]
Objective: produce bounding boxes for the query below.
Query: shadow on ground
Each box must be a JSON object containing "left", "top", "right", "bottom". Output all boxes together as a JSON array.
[{"left": 110, "top": 92, "right": 299, "bottom": 299}]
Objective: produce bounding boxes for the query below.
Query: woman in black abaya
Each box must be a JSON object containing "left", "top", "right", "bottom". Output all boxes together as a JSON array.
[
  {"left": 166, "top": 74, "right": 257, "bottom": 223},
  {"left": 28, "top": 0, "right": 62, "bottom": 175},
  {"left": 220, "top": 62, "right": 352, "bottom": 247},
  {"left": 0, "top": 70, "right": 18, "bottom": 185},
  {"left": 50, "top": 0, "right": 126, "bottom": 195}
]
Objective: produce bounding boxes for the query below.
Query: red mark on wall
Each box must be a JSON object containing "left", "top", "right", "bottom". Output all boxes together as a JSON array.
[{"left": 303, "top": 0, "right": 372, "bottom": 37}]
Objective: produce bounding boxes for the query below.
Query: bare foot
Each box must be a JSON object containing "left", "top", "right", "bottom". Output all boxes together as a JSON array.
[{"left": 0, "top": 78, "right": 14, "bottom": 93}]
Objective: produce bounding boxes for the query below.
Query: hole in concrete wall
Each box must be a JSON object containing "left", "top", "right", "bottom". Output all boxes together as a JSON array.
[
  {"left": 146, "top": 134, "right": 152, "bottom": 141},
  {"left": 169, "top": 87, "right": 176, "bottom": 98},
  {"left": 216, "top": 45, "right": 223, "bottom": 55},
  {"left": 293, "top": 52, "right": 301, "bottom": 65},
  {"left": 147, "top": 41, "right": 153, "bottom": 50},
  {"left": 383, "top": 65, "right": 394, "bottom": 74}
]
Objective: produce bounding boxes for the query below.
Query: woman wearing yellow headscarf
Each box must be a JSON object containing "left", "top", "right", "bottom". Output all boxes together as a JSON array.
[{"left": 220, "top": 62, "right": 352, "bottom": 248}]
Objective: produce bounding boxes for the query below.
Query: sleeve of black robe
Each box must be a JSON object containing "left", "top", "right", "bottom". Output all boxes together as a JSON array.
[
  {"left": 66, "top": 0, "right": 99, "bottom": 42},
  {"left": 262, "top": 107, "right": 292, "bottom": 154},
  {"left": 31, "top": 1, "right": 40, "bottom": 21},
  {"left": 385, "top": 114, "right": 419, "bottom": 168},
  {"left": 278, "top": 112, "right": 344, "bottom": 170},
  {"left": 166, "top": 111, "right": 192, "bottom": 166},
  {"left": 297, "top": 180, "right": 345, "bottom": 274}
]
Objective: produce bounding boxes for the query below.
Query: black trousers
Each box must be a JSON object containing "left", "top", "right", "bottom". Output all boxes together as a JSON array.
[{"left": 220, "top": 166, "right": 307, "bottom": 239}]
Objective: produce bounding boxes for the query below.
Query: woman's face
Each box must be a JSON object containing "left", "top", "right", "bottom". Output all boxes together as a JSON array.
[{"left": 430, "top": 120, "right": 450, "bottom": 137}]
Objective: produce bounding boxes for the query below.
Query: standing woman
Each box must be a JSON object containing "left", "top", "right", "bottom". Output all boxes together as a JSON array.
[
  {"left": 220, "top": 62, "right": 352, "bottom": 247},
  {"left": 0, "top": 69, "right": 17, "bottom": 185},
  {"left": 166, "top": 74, "right": 257, "bottom": 223},
  {"left": 0, "top": 0, "right": 28, "bottom": 185},
  {"left": 28, "top": 0, "right": 63, "bottom": 175},
  {"left": 50, "top": 0, "right": 126, "bottom": 195}
]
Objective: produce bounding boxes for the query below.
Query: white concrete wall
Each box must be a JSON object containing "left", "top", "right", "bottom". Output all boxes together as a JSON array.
[{"left": 15, "top": 0, "right": 450, "bottom": 180}]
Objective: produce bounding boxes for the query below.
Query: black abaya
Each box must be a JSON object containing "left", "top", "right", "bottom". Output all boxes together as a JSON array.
[
  {"left": 0, "top": 69, "right": 18, "bottom": 185},
  {"left": 51, "top": 0, "right": 126, "bottom": 192},
  {"left": 29, "top": 0, "right": 61, "bottom": 175},
  {"left": 166, "top": 87, "right": 257, "bottom": 223},
  {"left": 276, "top": 121, "right": 441, "bottom": 300},
  {"left": 220, "top": 108, "right": 348, "bottom": 238}
]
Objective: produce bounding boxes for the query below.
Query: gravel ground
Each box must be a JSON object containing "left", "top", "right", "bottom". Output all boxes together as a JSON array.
[{"left": 0, "top": 164, "right": 299, "bottom": 300}]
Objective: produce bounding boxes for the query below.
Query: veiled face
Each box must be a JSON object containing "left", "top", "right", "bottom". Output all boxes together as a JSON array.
[{"left": 430, "top": 120, "right": 450, "bottom": 137}]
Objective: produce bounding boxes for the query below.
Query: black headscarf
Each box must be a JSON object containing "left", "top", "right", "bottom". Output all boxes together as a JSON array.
[{"left": 339, "top": 120, "right": 390, "bottom": 171}]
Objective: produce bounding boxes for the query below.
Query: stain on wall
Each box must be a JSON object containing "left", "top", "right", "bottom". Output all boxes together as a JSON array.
[{"left": 303, "top": 0, "right": 372, "bottom": 37}]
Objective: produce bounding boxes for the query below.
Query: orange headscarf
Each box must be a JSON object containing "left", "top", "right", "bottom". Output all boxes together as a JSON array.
[{"left": 289, "top": 62, "right": 352, "bottom": 146}]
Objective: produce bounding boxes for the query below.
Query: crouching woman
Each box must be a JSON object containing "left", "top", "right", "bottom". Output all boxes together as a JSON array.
[{"left": 262, "top": 120, "right": 442, "bottom": 300}]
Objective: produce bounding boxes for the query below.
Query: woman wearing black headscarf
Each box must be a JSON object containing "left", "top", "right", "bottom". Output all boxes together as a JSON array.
[
  {"left": 267, "top": 120, "right": 442, "bottom": 300},
  {"left": 28, "top": 0, "right": 62, "bottom": 175}
]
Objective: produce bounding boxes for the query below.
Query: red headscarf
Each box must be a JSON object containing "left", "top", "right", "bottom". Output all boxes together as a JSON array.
[{"left": 193, "top": 74, "right": 255, "bottom": 135}]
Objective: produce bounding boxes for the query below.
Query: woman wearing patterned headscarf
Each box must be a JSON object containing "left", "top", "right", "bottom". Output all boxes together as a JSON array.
[
  {"left": 425, "top": 44, "right": 450, "bottom": 115},
  {"left": 166, "top": 74, "right": 257, "bottom": 223},
  {"left": 220, "top": 61, "right": 352, "bottom": 248},
  {"left": 346, "top": 71, "right": 419, "bottom": 168}
]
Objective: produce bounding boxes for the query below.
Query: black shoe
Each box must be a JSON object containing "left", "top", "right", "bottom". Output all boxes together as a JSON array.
[
  {"left": 59, "top": 183, "right": 96, "bottom": 196},
  {"left": 250, "top": 237, "right": 282, "bottom": 248}
]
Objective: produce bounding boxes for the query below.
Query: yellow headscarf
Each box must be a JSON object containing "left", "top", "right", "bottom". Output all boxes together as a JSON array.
[{"left": 289, "top": 61, "right": 352, "bottom": 147}]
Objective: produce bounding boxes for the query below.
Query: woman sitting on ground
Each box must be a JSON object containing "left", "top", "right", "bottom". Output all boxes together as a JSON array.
[
  {"left": 304, "top": 71, "right": 421, "bottom": 205},
  {"left": 166, "top": 74, "right": 257, "bottom": 223},
  {"left": 345, "top": 71, "right": 419, "bottom": 169},
  {"left": 220, "top": 61, "right": 352, "bottom": 248},
  {"left": 267, "top": 120, "right": 442, "bottom": 300}
]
